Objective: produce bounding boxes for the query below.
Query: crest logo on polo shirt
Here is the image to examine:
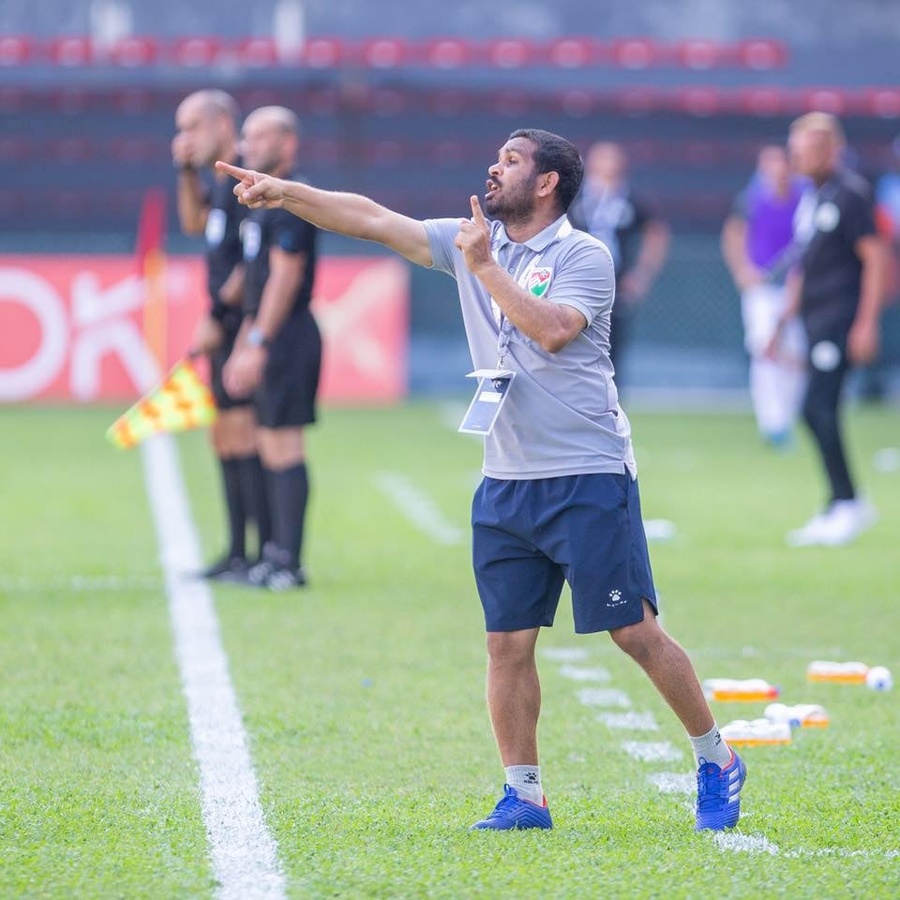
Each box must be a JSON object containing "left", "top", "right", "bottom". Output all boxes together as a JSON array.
[
  {"left": 528, "top": 267, "right": 552, "bottom": 297},
  {"left": 815, "top": 201, "right": 840, "bottom": 233}
]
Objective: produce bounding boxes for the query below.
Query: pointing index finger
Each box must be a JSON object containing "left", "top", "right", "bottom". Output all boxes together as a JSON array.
[
  {"left": 469, "top": 194, "right": 488, "bottom": 227},
  {"left": 215, "top": 160, "right": 252, "bottom": 182}
]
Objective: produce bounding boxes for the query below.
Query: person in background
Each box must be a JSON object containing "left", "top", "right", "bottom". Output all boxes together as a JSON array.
[
  {"left": 771, "top": 112, "right": 888, "bottom": 547},
  {"left": 172, "top": 89, "right": 270, "bottom": 581},
  {"left": 217, "top": 127, "right": 746, "bottom": 833},
  {"left": 721, "top": 144, "right": 808, "bottom": 448},
  {"left": 568, "top": 141, "right": 669, "bottom": 388},
  {"left": 224, "top": 106, "right": 322, "bottom": 590}
]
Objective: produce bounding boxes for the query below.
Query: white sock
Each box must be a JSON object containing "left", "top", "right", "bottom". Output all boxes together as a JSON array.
[
  {"left": 505, "top": 765, "right": 544, "bottom": 805},
  {"left": 689, "top": 725, "right": 733, "bottom": 768}
]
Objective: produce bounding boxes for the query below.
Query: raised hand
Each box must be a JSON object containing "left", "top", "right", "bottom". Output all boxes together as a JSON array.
[
  {"left": 454, "top": 195, "right": 493, "bottom": 273},
  {"left": 214, "top": 160, "right": 286, "bottom": 209}
]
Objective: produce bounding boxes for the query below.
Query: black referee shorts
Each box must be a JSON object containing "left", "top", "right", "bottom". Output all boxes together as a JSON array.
[
  {"left": 255, "top": 309, "right": 322, "bottom": 429},
  {"left": 210, "top": 312, "right": 251, "bottom": 411}
]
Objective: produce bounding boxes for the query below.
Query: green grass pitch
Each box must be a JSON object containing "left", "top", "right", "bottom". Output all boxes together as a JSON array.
[{"left": 0, "top": 402, "right": 897, "bottom": 898}]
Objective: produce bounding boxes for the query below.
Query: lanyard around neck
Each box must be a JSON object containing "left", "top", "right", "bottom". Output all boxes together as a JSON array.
[{"left": 490, "top": 219, "right": 573, "bottom": 366}]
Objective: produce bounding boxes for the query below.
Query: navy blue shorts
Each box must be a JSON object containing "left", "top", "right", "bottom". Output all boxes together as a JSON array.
[{"left": 471, "top": 473, "right": 658, "bottom": 634}]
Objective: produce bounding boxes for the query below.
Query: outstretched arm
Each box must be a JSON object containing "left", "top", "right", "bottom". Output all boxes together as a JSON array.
[{"left": 215, "top": 161, "right": 433, "bottom": 267}]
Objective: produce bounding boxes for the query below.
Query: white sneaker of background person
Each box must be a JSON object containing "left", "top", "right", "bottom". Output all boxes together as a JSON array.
[{"left": 787, "top": 498, "right": 877, "bottom": 547}]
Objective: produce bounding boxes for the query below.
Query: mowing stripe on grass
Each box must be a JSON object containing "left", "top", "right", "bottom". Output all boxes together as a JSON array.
[
  {"left": 0, "top": 575, "right": 163, "bottom": 592},
  {"left": 373, "top": 470, "right": 465, "bottom": 546},
  {"left": 141, "top": 435, "right": 286, "bottom": 900}
]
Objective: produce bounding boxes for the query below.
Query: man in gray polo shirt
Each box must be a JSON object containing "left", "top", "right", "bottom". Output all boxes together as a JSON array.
[{"left": 217, "top": 128, "right": 745, "bottom": 833}]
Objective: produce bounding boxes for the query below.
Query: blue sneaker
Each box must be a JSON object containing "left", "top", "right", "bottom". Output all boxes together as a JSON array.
[
  {"left": 469, "top": 784, "right": 553, "bottom": 831},
  {"left": 695, "top": 751, "right": 747, "bottom": 831}
]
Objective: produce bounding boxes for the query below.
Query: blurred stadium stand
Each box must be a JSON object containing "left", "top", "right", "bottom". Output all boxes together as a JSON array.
[{"left": 2, "top": 0, "right": 898, "bottom": 396}]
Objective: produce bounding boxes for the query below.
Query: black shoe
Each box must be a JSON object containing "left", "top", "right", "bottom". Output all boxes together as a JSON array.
[
  {"left": 265, "top": 565, "right": 307, "bottom": 591},
  {"left": 247, "top": 542, "right": 288, "bottom": 587},
  {"left": 198, "top": 555, "right": 248, "bottom": 582}
]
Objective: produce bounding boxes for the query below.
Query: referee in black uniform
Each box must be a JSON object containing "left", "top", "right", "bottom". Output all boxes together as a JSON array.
[
  {"left": 773, "top": 112, "right": 888, "bottom": 547},
  {"left": 224, "top": 106, "right": 322, "bottom": 590},
  {"left": 173, "top": 89, "right": 271, "bottom": 579}
]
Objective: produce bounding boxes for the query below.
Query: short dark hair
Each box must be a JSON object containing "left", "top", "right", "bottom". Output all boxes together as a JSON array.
[{"left": 508, "top": 128, "right": 584, "bottom": 213}]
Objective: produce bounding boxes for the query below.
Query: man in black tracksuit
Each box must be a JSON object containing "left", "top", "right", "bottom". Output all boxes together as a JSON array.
[{"left": 773, "top": 112, "right": 888, "bottom": 547}]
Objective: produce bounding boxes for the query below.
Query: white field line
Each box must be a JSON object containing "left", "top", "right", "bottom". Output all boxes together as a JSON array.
[
  {"left": 141, "top": 435, "right": 286, "bottom": 900},
  {"left": 621, "top": 741, "right": 684, "bottom": 763},
  {"left": 715, "top": 831, "right": 900, "bottom": 859},
  {"left": 598, "top": 711, "right": 659, "bottom": 731},
  {"left": 576, "top": 687, "right": 632, "bottom": 708},
  {"left": 558, "top": 664, "right": 612, "bottom": 683},
  {"left": 647, "top": 772, "right": 695, "bottom": 793},
  {"left": 373, "top": 471, "right": 465, "bottom": 546},
  {"left": 542, "top": 646, "right": 590, "bottom": 662}
]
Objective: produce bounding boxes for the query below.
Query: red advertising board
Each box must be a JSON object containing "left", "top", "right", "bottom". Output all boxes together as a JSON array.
[{"left": 0, "top": 254, "right": 409, "bottom": 404}]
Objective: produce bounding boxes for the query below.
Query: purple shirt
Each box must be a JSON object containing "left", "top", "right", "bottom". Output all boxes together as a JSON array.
[{"left": 737, "top": 176, "right": 806, "bottom": 270}]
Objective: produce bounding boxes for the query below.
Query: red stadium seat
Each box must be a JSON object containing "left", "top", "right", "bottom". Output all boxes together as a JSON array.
[
  {"left": 611, "top": 39, "right": 663, "bottom": 69},
  {"left": 427, "top": 89, "right": 469, "bottom": 116},
  {"left": 360, "top": 38, "right": 408, "bottom": 69},
  {"left": 0, "top": 36, "right": 33, "bottom": 67},
  {"left": 484, "top": 39, "right": 538, "bottom": 69},
  {"left": 236, "top": 37, "right": 279, "bottom": 67},
  {"left": 675, "top": 40, "right": 726, "bottom": 70},
  {"left": 46, "top": 36, "right": 94, "bottom": 66},
  {"left": 801, "top": 88, "right": 849, "bottom": 115},
  {"left": 675, "top": 87, "right": 722, "bottom": 117},
  {"left": 171, "top": 36, "right": 224, "bottom": 67},
  {"left": 106, "top": 36, "right": 158, "bottom": 67},
  {"left": 547, "top": 38, "right": 601, "bottom": 68},
  {"left": 302, "top": 37, "right": 344, "bottom": 68},
  {"left": 421, "top": 39, "right": 472, "bottom": 70},
  {"left": 0, "top": 136, "right": 29, "bottom": 163},
  {"left": 47, "top": 136, "right": 93, "bottom": 164},
  {"left": 738, "top": 87, "right": 786, "bottom": 117},
  {"left": 735, "top": 39, "right": 788, "bottom": 70},
  {"left": 863, "top": 88, "right": 900, "bottom": 119}
]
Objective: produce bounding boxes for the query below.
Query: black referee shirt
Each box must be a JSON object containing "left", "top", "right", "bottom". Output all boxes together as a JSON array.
[
  {"left": 240, "top": 173, "right": 318, "bottom": 320},
  {"left": 204, "top": 158, "right": 248, "bottom": 322}
]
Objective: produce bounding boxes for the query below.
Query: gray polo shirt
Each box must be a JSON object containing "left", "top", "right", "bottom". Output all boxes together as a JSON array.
[{"left": 424, "top": 214, "right": 636, "bottom": 479}]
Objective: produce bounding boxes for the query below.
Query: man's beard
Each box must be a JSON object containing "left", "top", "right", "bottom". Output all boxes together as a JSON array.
[{"left": 485, "top": 173, "right": 538, "bottom": 226}]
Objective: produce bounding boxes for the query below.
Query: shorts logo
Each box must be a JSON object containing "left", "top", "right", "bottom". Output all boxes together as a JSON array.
[
  {"left": 528, "top": 267, "right": 552, "bottom": 297},
  {"left": 607, "top": 589, "right": 626, "bottom": 607}
]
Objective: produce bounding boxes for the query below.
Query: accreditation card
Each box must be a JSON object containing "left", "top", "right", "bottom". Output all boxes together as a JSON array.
[{"left": 458, "top": 369, "right": 516, "bottom": 435}]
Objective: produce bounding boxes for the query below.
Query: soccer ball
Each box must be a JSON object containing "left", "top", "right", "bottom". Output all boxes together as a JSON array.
[{"left": 865, "top": 666, "right": 893, "bottom": 691}]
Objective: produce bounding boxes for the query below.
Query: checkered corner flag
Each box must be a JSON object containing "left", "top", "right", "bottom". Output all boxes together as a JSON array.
[{"left": 106, "top": 358, "right": 217, "bottom": 449}]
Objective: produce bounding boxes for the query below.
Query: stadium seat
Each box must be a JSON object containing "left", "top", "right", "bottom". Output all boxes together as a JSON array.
[
  {"left": 735, "top": 39, "right": 788, "bottom": 69},
  {"left": 302, "top": 37, "right": 344, "bottom": 68},
  {"left": 675, "top": 87, "right": 722, "bottom": 117},
  {"left": 421, "top": 39, "right": 472, "bottom": 70},
  {"left": 360, "top": 38, "right": 408, "bottom": 69},
  {"left": 48, "top": 136, "right": 93, "bottom": 164},
  {"left": 548, "top": 38, "right": 602, "bottom": 68},
  {"left": 675, "top": 40, "right": 727, "bottom": 70},
  {"left": 46, "top": 36, "right": 94, "bottom": 67},
  {"left": 484, "top": 39, "right": 538, "bottom": 69},
  {"left": 0, "top": 86, "right": 28, "bottom": 114},
  {"left": 236, "top": 37, "right": 279, "bottom": 67},
  {"left": 801, "top": 87, "right": 849, "bottom": 115},
  {"left": 738, "top": 87, "right": 786, "bottom": 117},
  {"left": 611, "top": 39, "right": 663, "bottom": 69},
  {"left": 863, "top": 88, "right": 900, "bottom": 119},
  {"left": 106, "top": 36, "right": 159, "bottom": 67},
  {"left": 170, "top": 36, "right": 224, "bottom": 67},
  {"left": 0, "top": 36, "right": 33, "bottom": 67}
]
